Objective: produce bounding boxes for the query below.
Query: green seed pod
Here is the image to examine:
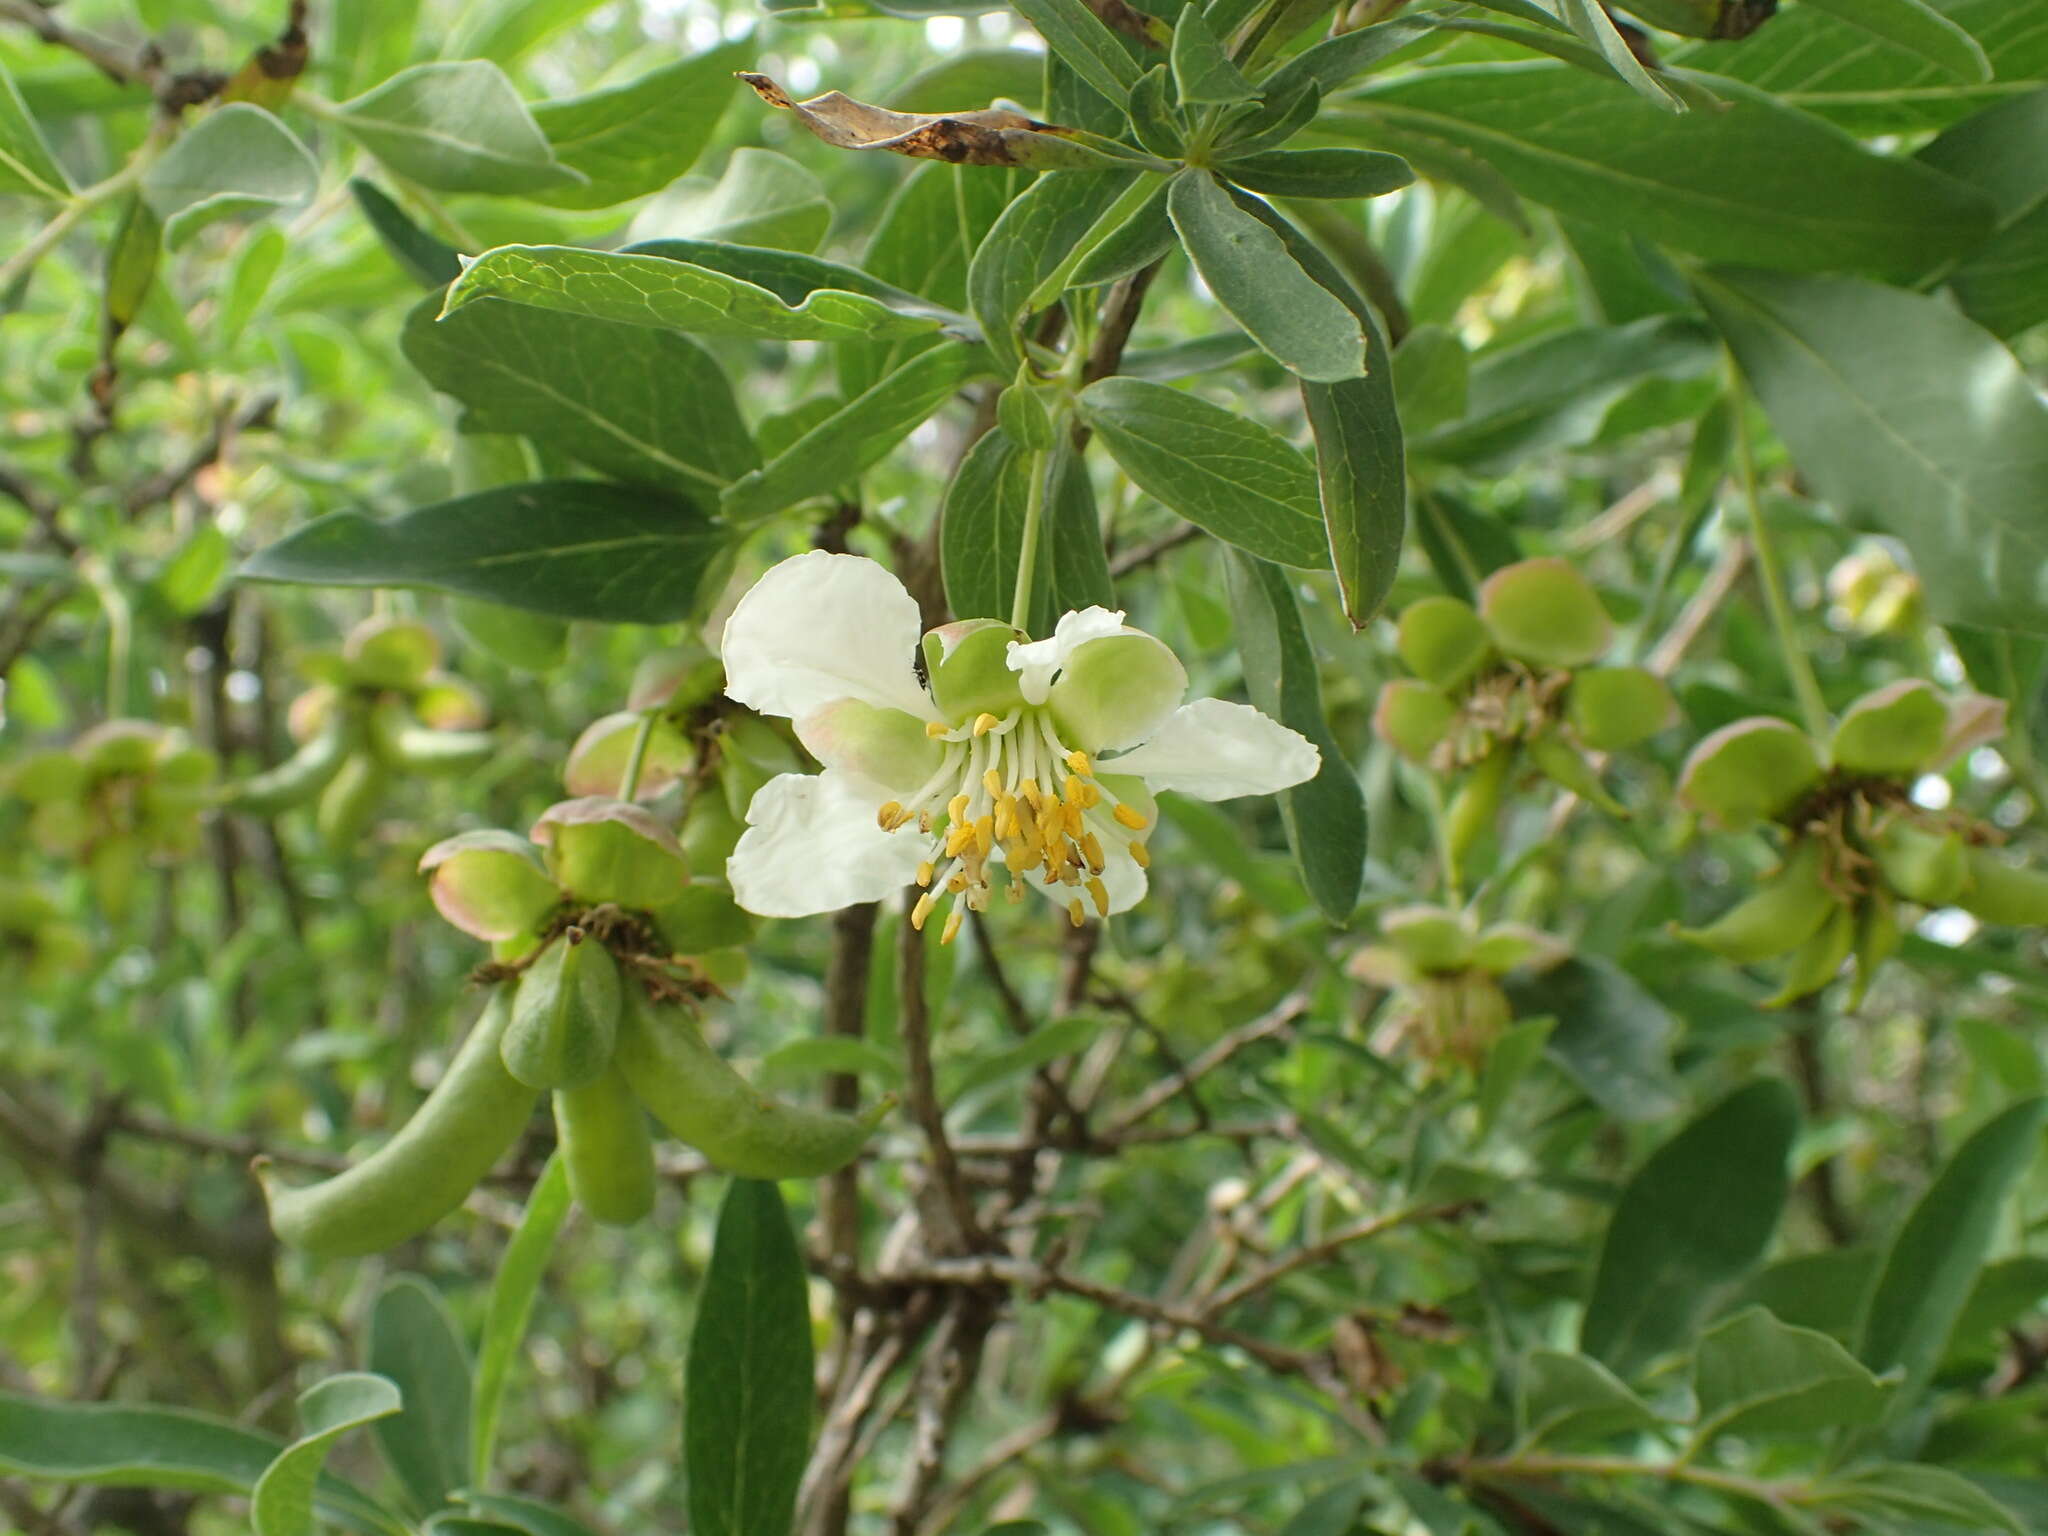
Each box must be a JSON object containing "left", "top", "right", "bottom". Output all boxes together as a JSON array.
[
  {"left": 1764, "top": 901, "right": 1856, "bottom": 1009},
  {"left": 1871, "top": 820, "right": 1967, "bottom": 907},
  {"left": 501, "top": 934, "right": 622, "bottom": 1090},
  {"left": 221, "top": 711, "right": 355, "bottom": 814},
  {"left": 1445, "top": 747, "right": 1510, "bottom": 866},
  {"left": 615, "top": 991, "right": 885, "bottom": 1179},
  {"left": 343, "top": 617, "right": 441, "bottom": 692},
  {"left": 317, "top": 752, "right": 386, "bottom": 853},
  {"left": 368, "top": 696, "right": 493, "bottom": 775},
  {"left": 261, "top": 988, "right": 538, "bottom": 1257},
  {"left": 1674, "top": 840, "right": 1835, "bottom": 964},
  {"left": 554, "top": 1063, "right": 656, "bottom": 1226},
  {"left": 1959, "top": 849, "right": 2048, "bottom": 927}
]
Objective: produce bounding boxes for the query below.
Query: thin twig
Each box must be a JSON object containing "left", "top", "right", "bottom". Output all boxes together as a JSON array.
[
  {"left": 899, "top": 894, "right": 982, "bottom": 1253},
  {"left": 1104, "top": 992, "right": 1308, "bottom": 1136},
  {"left": 1201, "top": 1204, "right": 1473, "bottom": 1316},
  {"left": 1108, "top": 522, "right": 1202, "bottom": 579}
]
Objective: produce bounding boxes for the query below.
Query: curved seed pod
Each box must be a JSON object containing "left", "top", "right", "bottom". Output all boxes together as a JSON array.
[
  {"left": 1673, "top": 840, "right": 1835, "bottom": 963},
  {"left": 1765, "top": 901, "right": 1856, "bottom": 1009},
  {"left": 501, "top": 934, "right": 621, "bottom": 1090},
  {"left": 220, "top": 712, "right": 355, "bottom": 814},
  {"left": 615, "top": 992, "right": 886, "bottom": 1179},
  {"left": 554, "top": 1064, "right": 656, "bottom": 1226},
  {"left": 1444, "top": 747, "right": 1510, "bottom": 865},
  {"left": 1871, "top": 820, "right": 1967, "bottom": 907},
  {"left": 317, "top": 752, "right": 387, "bottom": 853},
  {"left": 261, "top": 988, "right": 537, "bottom": 1257},
  {"left": 1847, "top": 892, "right": 1901, "bottom": 1011},
  {"left": 1959, "top": 849, "right": 2048, "bottom": 927},
  {"left": 368, "top": 696, "right": 495, "bottom": 775},
  {"left": 1527, "top": 733, "right": 1626, "bottom": 817}
]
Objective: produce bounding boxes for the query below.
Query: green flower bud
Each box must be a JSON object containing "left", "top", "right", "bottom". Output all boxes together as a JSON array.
[
  {"left": 1372, "top": 679, "right": 1458, "bottom": 762},
  {"left": 343, "top": 617, "right": 440, "bottom": 692}
]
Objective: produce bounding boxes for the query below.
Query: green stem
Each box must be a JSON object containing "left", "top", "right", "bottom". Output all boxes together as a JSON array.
[
  {"left": 0, "top": 143, "right": 160, "bottom": 297},
  {"left": 617, "top": 711, "right": 658, "bottom": 802},
  {"left": 1730, "top": 376, "right": 1828, "bottom": 739},
  {"left": 1011, "top": 448, "right": 1053, "bottom": 632},
  {"left": 1023, "top": 173, "right": 1161, "bottom": 316}
]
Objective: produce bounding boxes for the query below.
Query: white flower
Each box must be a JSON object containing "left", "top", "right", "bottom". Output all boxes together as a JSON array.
[{"left": 720, "top": 553, "right": 1322, "bottom": 939}]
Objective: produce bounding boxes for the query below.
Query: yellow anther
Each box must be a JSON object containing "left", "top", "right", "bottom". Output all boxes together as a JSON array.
[
  {"left": 1113, "top": 802, "right": 1150, "bottom": 830},
  {"left": 1062, "top": 804, "right": 1084, "bottom": 838},
  {"left": 1128, "top": 839, "right": 1151, "bottom": 869},
  {"left": 983, "top": 767, "right": 1005, "bottom": 797},
  {"left": 948, "top": 793, "right": 971, "bottom": 824},
  {"left": 945, "top": 825, "right": 974, "bottom": 858},
  {"left": 876, "top": 800, "right": 903, "bottom": 830},
  {"left": 925, "top": 720, "right": 949, "bottom": 738},
  {"left": 973, "top": 712, "right": 1001, "bottom": 736},
  {"left": 916, "top": 860, "right": 936, "bottom": 887},
  {"left": 1067, "top": 898, "right": 1086, "bottom": 928},
  {"left": 919, "top": 811, "right": 933, "bottom": 833},
  {"left": 974, "top": 815, "right": 995, "bottom": 856},
  {"left": 941, "top": 909, "right": 964, "bottom": 944},
  {"left": 911, "top": 893, "right": 936, "bottom": 930},
  {"left": 1080, "top": 831, "right": 1105, "bottom": 874},
  {"left": 1065, "top": 749, "right": 1093, "bottom": 776},
  {"left": 947, "top": 871, "right": 968, "bottom": 893},
  {"left": 1063, "top": 773, "right": 1085, "bottom": 805},
  {"left": 1019, "top": 776, "right": 1043, "bottom": 808},
  {"left": 1087, "top": 877, "right": 1110, "bottom": 917}
]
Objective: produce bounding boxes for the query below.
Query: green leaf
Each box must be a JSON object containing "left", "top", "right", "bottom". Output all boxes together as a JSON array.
[
  {"left": 349, "top": 178, "right": 463, "bottom": 289},
  {"left": 1476, "top": 1014, "right": 1552, "bottom": 1137},
  {"left": 1171, "top": 7, "right": 1255, "bottom": 105},
  {"left": 530, "top": 40, "right": 748, "bottom": 208},
  {"left": 941, "top": 428, "right": 1112, "bottom": 633},
  {"left": 686, "top": 1179, "right": 814, "bottom": 1536},
  {"left": 401, "top": 296, "right": 758, "bottom": 494},
  {"left": 1690, "top": 1307, "right": 1891, "bottom": 1445},
  {"left": 445, "top": 243, "right": 949, "bottom": 342},
  {"left": 1916, "top": 88, "right": 2048, "bottom": 339},
  {"left": 0, "top": 1392, "right": 402, "bottom": 1536},
  {"left": 1263, "top": 15, "right": 1441, "bottom": 99},
  {"left": 1392, "top": 324, "right": 1471, "bottom": 437},
  {"left": 1216, "top": 147, "right": 1413, "bottom": 200},
  {"left": 1517, "top": 1349, "right": 1664, "bottom": 1450},
  {"left": 948, "top": 1014, "right": 1107, "bottom": 1099},
  {"left": 140, "top": 104, "right": 317, "bottom": 247},
  {"left": 1077, "top": 377, "right": 1328, "bottom": 569},
  {"left": 1501, "top": 957, "right": 1681, "bottom": 1122},
  {"left": 251, "top": 1375, "right": 404, "bottom": 1536},
  {"left": 367, "top": 1277, "right": 472, "bottom": 1514},
  {"left": 652, "top": 147, "right": 830, "bottom": 252},
  {"left": 458, "top": 1491, "right": 602, "bottom": 1536},
  {"left": 242, "top": 480, "right": 730, "bottom": 624},
  {"left": 336, "top": 60, "right": 585, "bottom": 195},
  {"left": 1224, "top": 554, "right": 1367, "bottom": 922},
  {"left": 1799, "top": 0, "right": 1991, "bottom": 82},
  {"left": 1418, "top": 316, "right": 1717, "bottom": 472},
  {"left": 0, "top": 56, "right": 71, "bottom": 200},
  {"left": 1579, "top": 1079, "right": 1799, "bottom": 1377},
  {"left": 1855, "top": 1096, "right": 2048, "bottom": 1402},
  {"left": 1553, "top": 0, "right": 1684, "bottom": 112},
  {"left": 1811, "top": 1464, "right": 2027, "bottom": 1536},
  {"left": 472, "top": 1155, "right": 571, "bottom": 1486},
  {"left": 1167, "top": 170, "right": 1368, "bottom": 383},
  {"left": 1337, "top": 63, "right": 1995, "bottom": 279},
  {"left": 968, "top": 170, "right": 1141, "bottom": 376},
  {"left": 1279, "top": 1482, "right": 1368, "bottom": 1536},
  {"left": 1009, "top": 0, "right": 1142, "bottom": 104},
  {"left": 1696, "top": 267, "right": 2048, "bottom": 635},
  {"left": 720, "top": 343, "right": 978, "bottom": 522}
]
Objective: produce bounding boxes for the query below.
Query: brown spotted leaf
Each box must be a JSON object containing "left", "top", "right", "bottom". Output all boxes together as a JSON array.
[{"left": 737, "top": 72, "right": 1164, "bottom": 171}]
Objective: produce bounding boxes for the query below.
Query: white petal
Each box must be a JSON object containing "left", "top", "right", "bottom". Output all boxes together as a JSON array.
[
  {"left": 726, "top": 771, "right": 926, "bottom": 918},
  {"left": 721, "top": 552, "right": 934, "bottom": 721},
  {"left": 1005, "top": 605, "right": 1128, "bottom": 705},
  {"left": 1106, "top": 698, "right": 1322, "bottom": 800}
]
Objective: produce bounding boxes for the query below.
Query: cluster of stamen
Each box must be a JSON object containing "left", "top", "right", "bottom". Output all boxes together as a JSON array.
[{"left": 874, "top": 708, "right": 1151, "bottom": 943}]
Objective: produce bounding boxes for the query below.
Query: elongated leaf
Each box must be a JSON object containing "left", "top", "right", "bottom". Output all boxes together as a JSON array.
[
  {"left": 1580, "top": 1079, "right": 1798, "bottom": 1376},
  {"left": 1518, "top": 1350, "right": 1663, "bottom": 1450},
  {"left": 140, "top": 104, "right": 318, "bottom": 246},
  {"left": 337, "top": 61, "right": 584, "bottom": 195},
  {"left": 1697, "top": 267, "right": 2048, "bottom": 636},
  {"left": 368, "top": 1277, "right": 472, "bottom": 1514},
  {"left": 1791, "top": 0, "right": 1994, "bottom": 81},
  {"left": 0, "top": 57, "right": 71, "bottom": 199},
  {"left": 350, "top": 178, "right": 463, "bottom": 288},
  {"left": 1224, "top": 554, "right": 1366, "bottom": 921},
  {"left": 1554, "top": 0, "right": 1683, "bottom": 111},
  {"left": 252, "top": 1375, "right": 404, "bottom": 1536},
  {"left": 721, "top": 343, "right": 977, "bottom": 522},
  {"left": 0, "top": 1393, "right": 401, "bottom": 1535},
  {"left": 531, "top": 41, "right": 748, "bottom": 209},
  {"left": 1690, "top": 1307, "right": 1890, "bottom": 1445},
  {"left": 686, "top": 1180, "right": 814, "bottom": 1536},
  {"left": 969, "top": 170, "right": 1139, "bottom": 375},
  {"left": 1172, "top": 7, "right": 1254, "bottom": 105},
  {"left": 458, "top": 1491, "right": 601, "bottom": 1536},
  {"left": 941, "top": 427, "right": 1113, "bottom": 632},
  {"left": 445, "top": 243, "right": 949, "bottom": 342},
  {"left": 1812, "top": 1464, "right": 2027, "bottom": 1536},
  {"left": 242, "top": 481, "right": 729, "bottom": 624},
  {"left": 1856, "top": 1096, "right": 2048, "bottom": 1401},
  {"left": 1917, "top": 88, "right": 2048, "bottom": 339},
  {"left": 1337, "top": 63, "right": 1995, "bottom": 279},
  {"left": 1215, "top": 147, "right": 1412, "bottom": 200},
  {"left": 1010, "top": 0, "right": 1142, "bottom": 104},
  {"left": 1168, "top": 170, "right": 1367, "bottom": 383},
  {"left": 1078, "top": 378, "right": 1326, "bottom": 567},
  {"left": 401, "top": 296, "right": 757, "bottom": 493},
  {"left": 473, "top": 1155, "right": 571, "bottom": 1486}
]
